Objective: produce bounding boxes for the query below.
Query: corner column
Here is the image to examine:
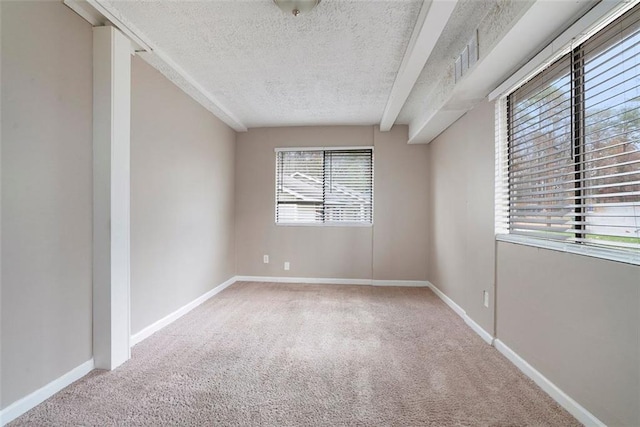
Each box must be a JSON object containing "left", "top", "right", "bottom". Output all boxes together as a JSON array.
[{"left": 93, "top": 25, "right": 131, "bottom": 370}]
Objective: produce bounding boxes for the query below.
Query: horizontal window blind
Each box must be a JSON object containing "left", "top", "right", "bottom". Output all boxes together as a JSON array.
[
  {"left": 275, "top": 148, "right": 373, "bottom": 224},
  {"left": 501, "top": 4, "right": 640, "bottom": 258}
]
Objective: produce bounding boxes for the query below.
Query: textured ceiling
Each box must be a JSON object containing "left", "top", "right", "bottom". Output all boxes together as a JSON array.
[{"left": 105, "top": 0, "right": 423, "bottom": 128}]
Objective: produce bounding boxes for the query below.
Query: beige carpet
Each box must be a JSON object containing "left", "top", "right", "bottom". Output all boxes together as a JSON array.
[{"left": 10, "top": 282, "right": 580, "bottom": 426}]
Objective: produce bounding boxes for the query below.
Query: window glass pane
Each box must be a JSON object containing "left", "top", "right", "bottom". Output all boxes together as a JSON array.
[
  {"left": 276, "top": 151, "right": 324, "bottom": 223},
  {"left": 508, "top": 55, "right": 575, "bottom": 241},
  {"left": 324, "top": 151, "right": 373, "bottom": 223},
  {"left": 583, "top": 13, "right": 640, "bottom": 248}
]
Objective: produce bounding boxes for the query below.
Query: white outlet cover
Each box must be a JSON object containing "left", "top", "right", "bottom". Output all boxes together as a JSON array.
[
  {"left": 284, "top": 262, "right": 290, "bottom": 271},
  {"left": 483, "top": 291, "right": 490, "bottom": 308},
  {"left": 263, "top": 255, "right": 269, "bottom": 264}
]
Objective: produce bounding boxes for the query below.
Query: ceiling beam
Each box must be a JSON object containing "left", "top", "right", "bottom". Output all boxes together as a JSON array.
[
  {"left": 379, "top": 0, "right": 458, "bottom": 132},
  {"left": 64, "top": 0, "right": 248, "bottom": 132},
  {"left": 407, "top": 0, "right": 600, "bottom": 144}
]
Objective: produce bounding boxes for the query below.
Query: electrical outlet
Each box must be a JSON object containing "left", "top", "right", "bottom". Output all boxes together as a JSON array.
[
  {"left": 483, "top": 291, "right": 490, "bottom": 308},
  {"left": 263, "top": 255, "right": 269, "bottom": 264},
  {"left": 284, "top": 262, "right": 290, "bottom": 271}
]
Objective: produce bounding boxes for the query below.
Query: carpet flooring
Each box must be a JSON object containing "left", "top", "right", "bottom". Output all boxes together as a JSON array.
[{"left": 10, "top": 282, "right": 580, "bottom": 426}]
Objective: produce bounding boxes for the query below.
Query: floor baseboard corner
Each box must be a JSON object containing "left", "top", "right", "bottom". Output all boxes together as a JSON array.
[
  {"left": 493, "top": 339, "right": 606, "bottom": 427},
  {"left": 426, "top": 281, "right": 493, "bottom": 345},
  {"left": 235, "top": 276, "right": 372, "bottom": 285},
  {"left": 235, "top": 276, "right": 429, "bottom": 287},
  {"left": 0, "top": 359, "right": 94, "bottom": 427},
  {"left": 371, "top": 279, "right": 429, "bottom": 287},
  {"left": 130, "top": 275, "right": 237, "bottom": 347}
]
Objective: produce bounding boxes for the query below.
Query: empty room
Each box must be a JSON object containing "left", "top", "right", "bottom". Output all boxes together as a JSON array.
[{"left": 1, "top": 0, "right": 638, "bottom": 425}]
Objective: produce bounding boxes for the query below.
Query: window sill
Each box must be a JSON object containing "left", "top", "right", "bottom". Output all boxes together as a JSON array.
[
  {"left": 276, "top": 222, "right": 373, "bottom": 228},
  {"left": 496, "top": 234, "right": 640, "bottom": 266}
]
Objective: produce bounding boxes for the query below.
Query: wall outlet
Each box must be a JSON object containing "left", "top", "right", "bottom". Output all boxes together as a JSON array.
[
  {"left": 483, "top": 291, "right": 490, "bottom": 308},
  {"left": 263, "top": 255, "right": 269, "bottom": 264},
  {"left": 284, "top": 262, "right": 290, "bottom": 271}
]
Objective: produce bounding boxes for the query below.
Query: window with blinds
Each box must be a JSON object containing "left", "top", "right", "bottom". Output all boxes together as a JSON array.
[
  {"left": 275, "top": 148, "right": 373, "bottom": 225},
  {"left": 500, "top": 4, "right": 640, "bottom": 260}
]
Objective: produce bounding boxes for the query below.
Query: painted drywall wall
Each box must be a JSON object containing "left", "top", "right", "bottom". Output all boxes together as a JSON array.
[
  {"left": 235, "top": 125, "right": 428, "bottom": 281},
  {"left": 1, "top": 1, "right": 93, "bottom": 408},
  {"left": 427, "top": 100, "right": 496, "bottom": 334},
  {"left": 372, "top": 127, "right": 429, "bottom": 280},
  {"left": 428, "top": 99, "right": 640, "bottom": 426},
  {"left": 497, "top": 242, "right": 639, "bottom": 426},
  {"left": 130, "top": 56, "right": 236, "bottom": 335}
]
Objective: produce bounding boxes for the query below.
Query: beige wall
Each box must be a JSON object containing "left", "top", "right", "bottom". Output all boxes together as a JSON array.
[
  {"left": 1, "top": 1, "right": 93, "bottom": 408},
  {"left": 372, "top": 127, "right": 429, "bottom": 280},
  {"left": 130, "top": 57, "right": 236, "bottom": 334},
  {"left": 429, "top": 99, "right": 640, "bottom": 426},
  {"left": 235, "top": 125, "right": 428, "bottom": 281},
  {"left": 427, "top": 100, "right": 496, "bottom": 334},
  {"left": 497, "top": 242, "right": 639, "bottom": 426}
]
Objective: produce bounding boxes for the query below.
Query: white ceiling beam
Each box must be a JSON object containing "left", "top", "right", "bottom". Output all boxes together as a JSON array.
[
  {"left": 64, "top": 0, "right": 248, "bottom": 132},
  {"left": 379, "top": 0, "right": 458, "bottom": 132},
  {"left": 407, "top": 0, "right": 601, "bottom": 144}
]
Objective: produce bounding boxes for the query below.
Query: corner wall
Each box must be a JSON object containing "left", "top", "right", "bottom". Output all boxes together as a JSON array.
[
  {"left": 427, "top": 100, "right": 496, "bottom": 335},
  {"left": 1, "top": 1, "right": 93, "bottom": 408},
  {"left": 130, "top": 56, "right": 236, "bottom": 335},
  {"left": 235, "top": 125, "right": 428, "bottom": 281},
  {"left": 428, "top": 99, "right": 640, "bottom": 426}
]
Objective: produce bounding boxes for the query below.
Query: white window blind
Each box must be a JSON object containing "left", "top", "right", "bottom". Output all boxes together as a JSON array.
[
  {"left": 498, "top": 4, "right": 640, "bottom": 261},
  {"left": 275, "top": 148, "right": 373, "bottom": 225}
]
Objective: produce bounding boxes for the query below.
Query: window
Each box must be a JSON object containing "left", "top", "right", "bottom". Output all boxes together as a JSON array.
[
  {"left": 275, "top": 147, "right": 373, "bottom": 225},
  {"left": 497, "top": 4, "right": 640, "bottom": 263}
]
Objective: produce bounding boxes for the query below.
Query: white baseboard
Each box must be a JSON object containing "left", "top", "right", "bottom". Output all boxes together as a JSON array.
[
  {"left": 426, "top": 281, "right": 494, "bottom": 345},
  {"left": 235, "top": 276, "right": 428, "bottom": 287},
  {"left": 0, "top": 359, "right": 94, "bottom": 427},
  {"left": 130, "top": 276, "right": 237, "bottom": 347},
  {"left": 494, "top": 339, "right": 605, "bottom": 427},
  {"left": 371, "top": 279, "right": 428, "bottom": 287},
  {"left": 427, "top": 281, "right": 605, "bottom": 426}
]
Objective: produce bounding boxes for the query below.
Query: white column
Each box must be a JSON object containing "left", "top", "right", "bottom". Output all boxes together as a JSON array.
[{"left": 92, "top": 25, "right": 131, "bottom": 370}]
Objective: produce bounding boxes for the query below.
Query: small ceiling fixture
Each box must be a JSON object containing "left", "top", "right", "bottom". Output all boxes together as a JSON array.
[{"left": 273, "top": 0, "right": 321, "bottom": 17}]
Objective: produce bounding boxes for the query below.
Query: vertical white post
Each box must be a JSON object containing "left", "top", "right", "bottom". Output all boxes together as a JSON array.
[{"left": 93, "top": 26, "right": 131, "bottom": 370}]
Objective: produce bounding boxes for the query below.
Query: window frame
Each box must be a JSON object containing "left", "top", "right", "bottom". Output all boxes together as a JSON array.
[
  {"left": 495, "top": 2, "right": 640, "bottom": 266},
  {"left": 274, "top": 146, "right": 374, "bottom": 227}
]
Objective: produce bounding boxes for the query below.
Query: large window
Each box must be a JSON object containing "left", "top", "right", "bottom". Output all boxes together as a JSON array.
[
  {"left": 275, "top": 147, "right": 373, "bottom": 225},
  {"left": 498, "top": 4, "right": 640, "bottom": 263}
]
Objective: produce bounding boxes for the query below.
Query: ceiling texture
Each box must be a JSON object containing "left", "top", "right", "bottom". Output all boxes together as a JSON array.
[{"left": 84, "top": 0, "right": 599, "bottom": 142}]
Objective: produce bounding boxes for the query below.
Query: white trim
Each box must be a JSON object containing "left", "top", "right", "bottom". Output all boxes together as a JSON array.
[
  {"left": 274, "top": 146, "right": 374, "bottom": 153},
  {"left": 130, "top": 276, "right": 237, "bottom": 346},
  {"left": 371, "top": 280, "right": 429, "bottom": 287},
  {"left": 276, "top": 222, "right": 373, "bottom": 227},
  {"left": 85, "top": 0, "right": 151, "bottom": 52},
  {"left": 494, "top": 340, "right": 606, "bottom": 427},
  {"left": 426, "top": 281, "right": 494, "bottom": 345},
  {"left": 0, "top": 359, "right": 95, "bottom": 426},
  {"left": 234, "top": 276, "right": 428, "bottom": 287},
  {"left": 489, "top": 0, "right": 636, "bottom": 100},
  {"left": 496, "top": 234, "right": 640, "bottom": 266},
  {"left": 63, "top": 0, "right": 103, "bottom": 26}
]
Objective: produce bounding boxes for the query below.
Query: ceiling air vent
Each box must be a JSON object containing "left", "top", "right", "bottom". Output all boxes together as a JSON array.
[{"left": 455, "top": 30, "right": 479, "bottom": 83}]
